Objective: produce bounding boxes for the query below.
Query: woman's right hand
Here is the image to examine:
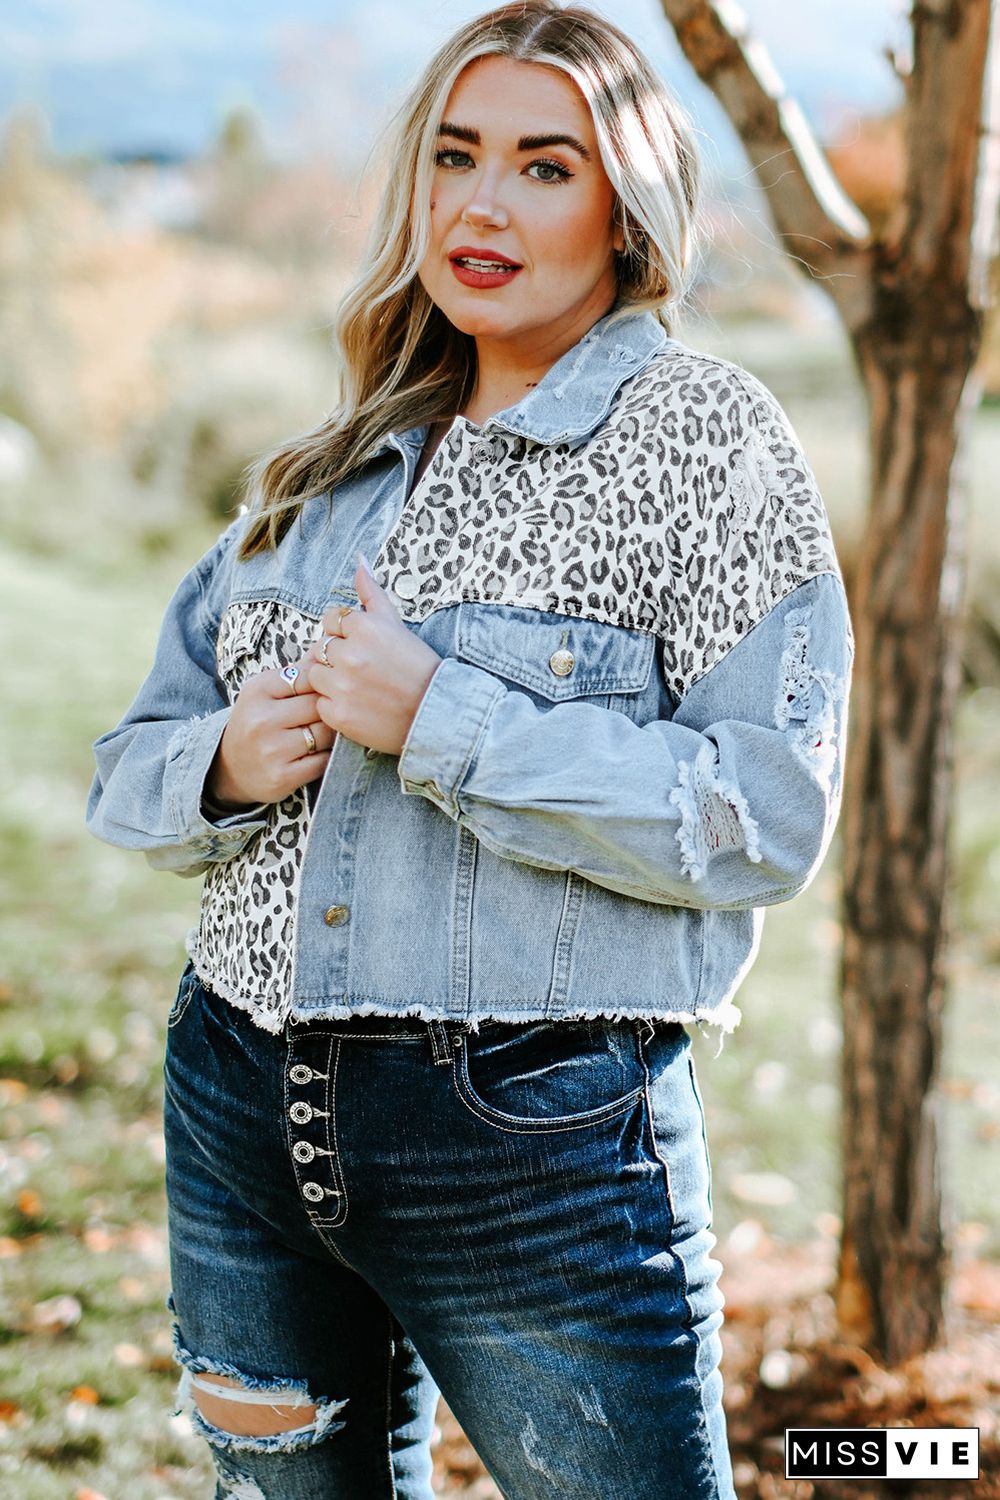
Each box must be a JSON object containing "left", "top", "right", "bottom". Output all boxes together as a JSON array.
[{"left": 204, "top": 655, "right": 337, "bottom": 811}]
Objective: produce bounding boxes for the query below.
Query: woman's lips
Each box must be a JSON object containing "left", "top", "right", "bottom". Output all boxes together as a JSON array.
[{"left": 446, "top": 259, "right": 521, "bottom": 288}]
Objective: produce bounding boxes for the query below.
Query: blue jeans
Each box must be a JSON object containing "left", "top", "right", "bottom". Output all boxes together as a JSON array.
[{"left": 163, "top": 961, "right": 736, "bottom": 1499}]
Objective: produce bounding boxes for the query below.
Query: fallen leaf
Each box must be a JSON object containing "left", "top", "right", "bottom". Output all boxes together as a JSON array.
[
  {"left": 730, "top": 1171, "right": 797, "bottom": 1206},
  {"left": 28, "top": 1293, "right": 82, "bottom": 1333},
  {"left": 82, "top": 1226, "right": 116, "bottom": 1253},
  {"left": 15, "top": 1188, "right": 43, "bottom": 1219},
  {"left": 69, "top": 1385, "right": 99, "bottom": 1404}
]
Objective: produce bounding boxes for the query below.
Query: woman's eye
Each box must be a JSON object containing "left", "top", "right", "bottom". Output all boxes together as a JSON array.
[
  {"left": 527, "top": 158, "right": 572, "bottom": 183},
  {"left": 434, "top": 149, "right": 472, "bottom": 169},
  {"left": 434, "top": 147, "right": 575, "bottom": 181}
]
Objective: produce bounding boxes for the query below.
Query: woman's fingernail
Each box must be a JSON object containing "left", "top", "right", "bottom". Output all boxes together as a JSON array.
[{"left": 357, "top": 551, "right": 374, "bottom": 577}]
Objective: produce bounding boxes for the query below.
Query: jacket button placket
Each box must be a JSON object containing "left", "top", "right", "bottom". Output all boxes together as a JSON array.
[{"left": 284, "top": 1035, "right": 346, "bottom": 1225}]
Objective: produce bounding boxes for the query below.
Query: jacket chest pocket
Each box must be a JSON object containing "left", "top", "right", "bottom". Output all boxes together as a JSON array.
[
  {"left": 453, "top": 601, "right": 655, "bottom": 713},
  {"left": 216, "top": 599, "right": 321, "bottom": 701}
]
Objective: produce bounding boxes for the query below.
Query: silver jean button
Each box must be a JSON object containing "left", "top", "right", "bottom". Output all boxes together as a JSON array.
[
  {"left": 289, "top": 1101, "right": 313, "bottom": 1125},
  {"left": 289, "top": 1064, "right": 313, "bottom": 1085},
  {"left": 301, "top": 1182, "right": 325, "bottom": 1203},
  {"left": 292, "top": 1141, "right": 316, "bottom": 1164}
]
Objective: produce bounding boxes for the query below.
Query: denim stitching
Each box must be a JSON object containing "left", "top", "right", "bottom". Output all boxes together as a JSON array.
[
  {"left": 323, "top": 1038, "right": 348, "bottom": 1227},
  {"left": 383, "top": 1307, "right": 399, "bottom": 1500},
  {"left": 636, "top": 1030, "right": 726, "bottom": 1497}
]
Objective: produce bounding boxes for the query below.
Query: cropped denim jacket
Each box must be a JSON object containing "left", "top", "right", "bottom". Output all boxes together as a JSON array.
[{"left": 86, "top": 307, "right": 854, "bottom": 1047}]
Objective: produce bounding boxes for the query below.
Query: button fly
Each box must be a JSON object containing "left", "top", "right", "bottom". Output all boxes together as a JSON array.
[
  {"left": 292, "top": 1141, "right": 316, "bottom": 1164},
  {"left": 289, "top": 1064, "right": 313, "bottom": 1085},
  {"left": 301, "top": 1182, "right": 325, "bottom": 1203},
  {"left": 289, "top": 1101, "right": 313, "bottom": 1124}
]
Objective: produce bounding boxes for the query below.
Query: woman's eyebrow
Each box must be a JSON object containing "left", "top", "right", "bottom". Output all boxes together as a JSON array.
[{"left": 437, "top": 122, "right": 592, "bottom": 161}]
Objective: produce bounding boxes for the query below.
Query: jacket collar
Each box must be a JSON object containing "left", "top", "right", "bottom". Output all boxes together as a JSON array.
[{"left": 378, "top": 307, "right": 669, "bottom": 461}]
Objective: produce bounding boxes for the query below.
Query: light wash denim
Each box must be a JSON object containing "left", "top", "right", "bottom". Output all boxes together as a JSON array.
[
  {"left": 86, "top": 307, "right": 854, "bottom": 1046},
  {"left": 163, "top": 960, "right": 734, "bottom": 1499}
]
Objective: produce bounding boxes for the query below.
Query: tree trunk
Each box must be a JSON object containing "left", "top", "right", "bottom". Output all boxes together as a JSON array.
[
  {"left": 837, "top": 299, "right": 984, "bottom": 1361},
  {"left": 654, "top": 0, "right": 1000, "bottom": 1364}
]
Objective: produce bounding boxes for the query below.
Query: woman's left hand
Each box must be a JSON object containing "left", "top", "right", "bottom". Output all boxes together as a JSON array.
[{"left": 306, "top": 557, "right": 444, "bottom": 756}]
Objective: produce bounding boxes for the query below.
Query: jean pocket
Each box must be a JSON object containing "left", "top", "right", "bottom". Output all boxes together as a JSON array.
[
  {"left": 452, "top": 1019, "right": 646, "bottom": 1134},
  {"left": 166, "top": 962, "right": 201, "bottom": 1030}
]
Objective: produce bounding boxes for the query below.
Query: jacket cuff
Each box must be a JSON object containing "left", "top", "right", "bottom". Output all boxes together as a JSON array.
[
  {"left": 397, "top": 657, "right": 504, "bottom": 817},
  {"left": 163, "top": 708, "right": 269, "bottom": 855}
]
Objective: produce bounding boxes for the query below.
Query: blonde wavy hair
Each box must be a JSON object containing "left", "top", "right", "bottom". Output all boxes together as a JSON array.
[{"left": 237, "top": 0, "right": 706, "bottom": 558}]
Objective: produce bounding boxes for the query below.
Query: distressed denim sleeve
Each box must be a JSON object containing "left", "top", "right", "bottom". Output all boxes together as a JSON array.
[
  {"left": 85, "top": 518, "right": 269, "bottom": 878},
  {"left": 397, "top": 571, "right": 853, "bottom": 910}
]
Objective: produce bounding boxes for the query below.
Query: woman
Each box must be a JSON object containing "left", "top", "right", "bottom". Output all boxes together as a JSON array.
[{"left": 86, "top": 3, "right": 853, "bottom": 1497}]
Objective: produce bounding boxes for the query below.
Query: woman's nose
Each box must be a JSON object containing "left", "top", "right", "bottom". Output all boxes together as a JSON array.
[{"left": 461, "top": 187, "right": 509, "bottom": 231}]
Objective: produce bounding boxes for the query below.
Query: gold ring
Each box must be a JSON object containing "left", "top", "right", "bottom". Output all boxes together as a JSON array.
[
  {"left": 301, "top": 724, "right": 317, "bottom": 755},
  {"left": 333, "top": 605, "right": 353, "bottom": 636},
  {"left": 320, "top": 634, "right": 338, "bottom": 666}
]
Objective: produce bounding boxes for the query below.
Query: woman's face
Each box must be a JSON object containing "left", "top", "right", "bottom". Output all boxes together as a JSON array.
[{"left": 416, "top": 55, "right": 623, "bottom": 356}]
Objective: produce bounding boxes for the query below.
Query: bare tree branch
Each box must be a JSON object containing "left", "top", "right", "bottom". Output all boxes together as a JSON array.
[
  {"left": 656, "top": 0, "right": 870, "bottom": 293},
  {"left": 898, "top": 0, "right": 995, "bottom": 291}
]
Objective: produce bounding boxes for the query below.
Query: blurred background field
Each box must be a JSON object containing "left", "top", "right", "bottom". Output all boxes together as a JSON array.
[{"left": 1, "top": 74, "right": 999, "bottom": 1500}]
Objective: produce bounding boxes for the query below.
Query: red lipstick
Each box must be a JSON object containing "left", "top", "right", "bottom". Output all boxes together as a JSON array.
[{"left": 448, "top": 245, "right": 523, "bottom": 289}]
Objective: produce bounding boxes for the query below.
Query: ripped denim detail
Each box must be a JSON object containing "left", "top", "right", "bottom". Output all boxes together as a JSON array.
[
  {"left": 213, "top": 1466, "right": 267, "bottom": 1500},
  {"left": 727, "top": 421, "right": 788, "bottom": 539},
  {"left": 776, "top": 606, "right": 843, "bottom": 793},
  {"left": 670, "top": 741, "right": 762, "bottom": 883},
  {"left": 167, "top": 1294, "right": 348, "bottom": 1454}
]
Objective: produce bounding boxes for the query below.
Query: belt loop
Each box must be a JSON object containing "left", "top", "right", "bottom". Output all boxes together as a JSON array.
[{"left": 428, "top": 1020, "right": 452, "bottom": 1066}]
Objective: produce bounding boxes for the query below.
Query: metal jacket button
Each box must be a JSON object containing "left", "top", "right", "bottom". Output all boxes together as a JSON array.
[
  {"left": 393, "top": 573, "right": 419, "bottom": 600},
  {"left": 548, "top": 648, "right": 575, "bottom": 676},
  {"left": 324, "top": 905, "right": 349, "bottom": 926}
]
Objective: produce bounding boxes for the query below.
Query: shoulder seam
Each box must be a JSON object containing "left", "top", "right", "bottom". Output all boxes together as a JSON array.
[{"left": 681, "top": 570, "right": 843, "bottom": 697}]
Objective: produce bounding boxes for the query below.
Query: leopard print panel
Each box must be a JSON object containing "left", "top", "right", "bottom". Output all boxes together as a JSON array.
[
  {"left": 188, "top": 600, "right": 320, "bottom": 1031},
  {"left": 188, "top": 343, "right": 840, "bottom": 1029},
  {"left": 374, "top": 346, "right": 839, "bottom": 697}
]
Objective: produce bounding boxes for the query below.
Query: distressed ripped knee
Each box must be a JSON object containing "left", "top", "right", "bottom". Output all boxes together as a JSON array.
[
  {"left": 190, "top": 1371, "right": 321, "bottom": 1439},
  {"left": 171, "top": 1319, "right": 348, "bottom": 1455}
]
